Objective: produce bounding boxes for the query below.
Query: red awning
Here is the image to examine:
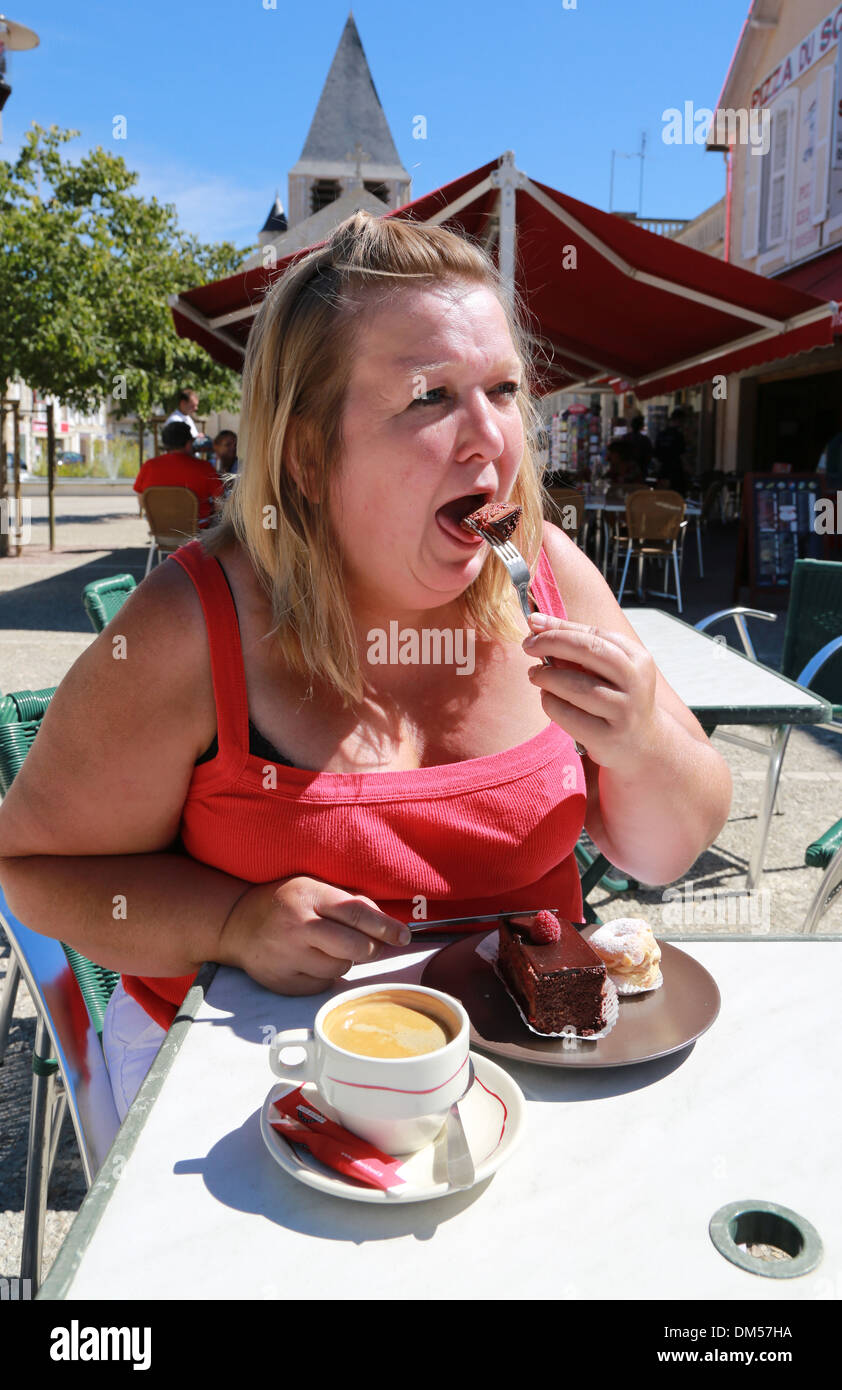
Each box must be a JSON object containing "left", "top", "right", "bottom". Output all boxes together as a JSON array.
[
  {"left": 170, "top": 153, "right": 837, "bottom": 399},
  {"left": 774, "top": 244, "right": 842, "bottom": 301}
]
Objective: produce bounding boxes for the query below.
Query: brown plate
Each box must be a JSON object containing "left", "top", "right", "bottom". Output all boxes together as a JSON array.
[{"left": 420, "top": 928, "right": 720, "bottom": 1068}]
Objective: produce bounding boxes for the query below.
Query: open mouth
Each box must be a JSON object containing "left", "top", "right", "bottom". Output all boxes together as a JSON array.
[{"left": 435, "top": 492, "right": 493, "bottom": 542}]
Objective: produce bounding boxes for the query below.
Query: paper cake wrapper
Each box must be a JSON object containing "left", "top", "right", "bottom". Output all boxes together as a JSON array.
[
  {"left": 476, "top": 933, "right": 619, "bottom": 1041},
  {"left": 609, "top": 967, "right": 663, "bottom": 996}
]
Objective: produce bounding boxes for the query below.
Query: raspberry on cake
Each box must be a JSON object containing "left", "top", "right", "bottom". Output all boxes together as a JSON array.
[
  {"left": 460, "top": 501, "right": 522, "bottom": 542},
  {"left": 498, "top": 911, "right": 609, "bottom": 1036},
  {"left": 520, "top": 909, "right": 562, "bottom": 943}
]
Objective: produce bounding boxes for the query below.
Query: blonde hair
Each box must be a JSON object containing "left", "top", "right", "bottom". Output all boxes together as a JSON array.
[{"left": 204, "top": 210, "right": 548, "bottom": 706}]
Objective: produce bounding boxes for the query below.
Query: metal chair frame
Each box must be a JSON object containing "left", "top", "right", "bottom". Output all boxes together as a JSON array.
[
  {"left": 0, "top": 685, "right": 122, "bottom": 1288},
  {"left": 695, "top": 605, "right": 842, "bottom": 891},
  {"left": 802, "top": 837, "right": 842, "bottom": 934},
  {"left": 617, "top": 490, "right": 686, "bottom": 613},
  {"left": 0, "top": 890, "right": 120, "bottom": 1290}
]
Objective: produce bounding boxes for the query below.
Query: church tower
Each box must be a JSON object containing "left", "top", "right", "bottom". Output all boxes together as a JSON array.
[
  {"left": 287, "top": 12, "right": 411, "bottom": 227},
  {"left": 258, "top": 192, "right": 288, "bottom": 246}
]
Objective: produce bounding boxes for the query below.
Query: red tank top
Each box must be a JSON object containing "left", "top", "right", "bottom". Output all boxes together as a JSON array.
[{"left": 122, "top": 540, "right": 587, "bottom": 1028}]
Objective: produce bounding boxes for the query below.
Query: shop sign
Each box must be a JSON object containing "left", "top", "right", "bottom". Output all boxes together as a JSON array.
[
  {"left": 751, "top": 4, "right": 842, "bottom": 109},
  {"left": 834, "top": 39, "right": 842, "bottom": 169},
  {"left": 793, "top": 84, "right": 822, "bottom": 258},
  {"left": 29, "top": 420, "right": 69, "bottom": 436}
]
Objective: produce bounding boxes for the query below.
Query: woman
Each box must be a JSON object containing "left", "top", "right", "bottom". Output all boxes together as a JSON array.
[{"left": 0, "top": 213, "right": 731, "bottom": 1117}]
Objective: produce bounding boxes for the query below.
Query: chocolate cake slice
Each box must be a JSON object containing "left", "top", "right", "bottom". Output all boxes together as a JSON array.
[
  {"left": 497, "top": 912, "right": 608, "bottom": 1036},
  {"left": 460, "top": 501, "right": 522, "bottom": 542}
]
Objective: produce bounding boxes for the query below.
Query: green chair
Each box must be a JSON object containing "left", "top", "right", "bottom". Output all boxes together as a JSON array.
[
  {"left": 0, "top": 691, "right": 57, "bottom": 795},
  {"left": 696, "top": 559, "right": 842, "bottom": 890},
  {"left": 81, "top": 573, "right": 137, "bottom": 634},
  {"left": 0, "top": 687, "right": 56, "bottom": 726},
  {"left": 0, "top": 689, "right": 59, "bottom": 1049},
  {"left": 802, "top": 818, "right": 842, "bottom": 933},
  {"left": 0, "top": 693, "right": 121, "bottom": 1287}
]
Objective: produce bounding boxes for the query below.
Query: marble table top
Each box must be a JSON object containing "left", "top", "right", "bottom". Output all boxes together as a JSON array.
[
  {"left": 42, "top": 939, "right": 841, "bottom": 1301},
  {"left": 623, "top": 609, "right": 830, "bottom": 726}
]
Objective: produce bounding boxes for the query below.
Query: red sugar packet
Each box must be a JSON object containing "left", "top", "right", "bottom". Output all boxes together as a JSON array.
[{"left": 270, "top": 1087, "right": 407, "bottom": 1191}]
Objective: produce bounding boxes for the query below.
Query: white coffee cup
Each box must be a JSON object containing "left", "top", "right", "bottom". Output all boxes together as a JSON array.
[{"left": 269, "top": 982, "right": 471, "bottom": 1156}]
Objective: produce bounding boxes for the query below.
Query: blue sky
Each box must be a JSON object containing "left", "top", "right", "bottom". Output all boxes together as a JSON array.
[{"left": 2, "top": 0, "right": 745, "bottom": 252}]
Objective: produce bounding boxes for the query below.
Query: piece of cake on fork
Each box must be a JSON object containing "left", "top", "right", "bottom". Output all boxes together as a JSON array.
[
  {"left": 460, "top": 501, "right": 522, "bottom": 542},
  {"left": 497, "top": 910, "right": 610, "bottom": 1036}
]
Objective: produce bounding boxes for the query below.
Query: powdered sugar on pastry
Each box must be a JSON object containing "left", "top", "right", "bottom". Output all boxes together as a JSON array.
[{"left": 588, "top": 919, "right": 662, "bottom": 992}]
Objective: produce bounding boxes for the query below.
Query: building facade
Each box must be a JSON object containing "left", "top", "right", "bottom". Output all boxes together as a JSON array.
[{"left": 689, "top": 0, "right": 842, "bottom": 476}]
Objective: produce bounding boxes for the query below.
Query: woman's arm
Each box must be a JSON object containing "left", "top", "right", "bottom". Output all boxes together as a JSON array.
[
  {"left": 0, "top": 561, "right": 247, "bottom": 973},
  {"left": 531, "top": 522, "right": 732, "bottom": 884},
  {"left": 0, "top": 558, "right": 409, "bottom": 989}
]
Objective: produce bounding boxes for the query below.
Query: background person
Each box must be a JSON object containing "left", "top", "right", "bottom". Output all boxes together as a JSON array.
[
  {"left": 654, "top": 407, "right": 688, "bottom": 495},
  {"left": 165, "top": 388, "right": 214, "bottom": 457},
  {"left": 624, "top": 414, "right": 653, "bottom": 477},
  {"left": 165, "top": 388, "right": 200, "bottom": 438},
  {"left": 133, "top": 420, "right": 224, "bottom": 522},
  {"left": 605, "top": 434, "right": 643, "bottom": 485},
  {"left": 817, "top": 411, "right": 842, "bottom": 477},
  {"left": 213, "top": 429, "right": 240, "bottom": 476}
]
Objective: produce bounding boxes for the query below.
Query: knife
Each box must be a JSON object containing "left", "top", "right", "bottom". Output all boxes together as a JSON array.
[{"left": 409, "top": 909, "right": 556, "bottom": 936}]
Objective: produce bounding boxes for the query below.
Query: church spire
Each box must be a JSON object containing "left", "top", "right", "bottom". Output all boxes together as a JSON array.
[
  {"left": 285, "top": 14, "right": 411, "bottom": 231},
  {"left": 298, "top": 13, "right": 402, "bottom": 166}
]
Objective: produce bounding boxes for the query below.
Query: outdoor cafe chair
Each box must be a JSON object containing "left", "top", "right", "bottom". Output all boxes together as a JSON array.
[
  {"left": 0, "top": 689, "right": 58, "bottom": 1062},
  {"left": 802, "top": 817, "right": 842, "bottom": 934},
  {"left": 603, "top": 483, "right": 650, "bottom": 584},
  {"left": 0, "top": 692, "right": 121, "bottom": 1287},
  {"left": 616, "top": 489, "right": 686, "bottom": 613},
  {"left": 0, "top": 889, "right": 121, "bottom": 1289},
  {"left": 695, "top": 558, "right": 842, "bottom": 891},
  {"left": 82, "top": 573, "right": 137, "bottom": 634},
  {"left": 139, "top": 486, "right": 199, "bottom": 577}
]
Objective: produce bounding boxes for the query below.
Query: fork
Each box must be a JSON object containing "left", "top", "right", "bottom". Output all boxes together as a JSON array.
[
  {"left": 463, "top": 519, "right": 552, "bottom": 667},
  {"left": 465, "top": 519, "right": 588, "bottom": 755}
]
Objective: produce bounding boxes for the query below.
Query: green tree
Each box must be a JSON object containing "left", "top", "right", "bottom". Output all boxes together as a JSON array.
[{"left": 0, "top": 122, "right": 244, "bottom": 458}]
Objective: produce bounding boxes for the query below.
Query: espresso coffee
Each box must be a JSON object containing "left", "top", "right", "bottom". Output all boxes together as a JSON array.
[{"left": 323, "top": 990, "right": 458, "bottom": 1060}]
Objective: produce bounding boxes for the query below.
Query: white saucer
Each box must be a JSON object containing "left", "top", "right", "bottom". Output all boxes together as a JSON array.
[{"left": 259, "top": 1051, "right": 525, "bottom": 1204}]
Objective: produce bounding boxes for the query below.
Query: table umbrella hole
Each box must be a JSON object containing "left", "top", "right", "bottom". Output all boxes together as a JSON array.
[{"left": 709, "top": 1201, "right": 822, "bottom": 1279}]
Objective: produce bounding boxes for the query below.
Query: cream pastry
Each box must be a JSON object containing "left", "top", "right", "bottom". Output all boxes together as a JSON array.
[{"left": 588, "top": 918, "right": 662, "bottom": 991}]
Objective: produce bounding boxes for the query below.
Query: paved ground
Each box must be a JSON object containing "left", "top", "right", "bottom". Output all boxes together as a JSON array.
[{"left": 0, "top": 494, "right": 839, "bottom": 1285}]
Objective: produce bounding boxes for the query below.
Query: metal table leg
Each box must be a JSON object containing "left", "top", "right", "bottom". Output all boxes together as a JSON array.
[{"left": 746, "top": 725, "right": 792, "bottom": 891}]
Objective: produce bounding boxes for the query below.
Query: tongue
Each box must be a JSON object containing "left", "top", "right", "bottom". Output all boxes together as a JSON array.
[{"left": 437, "top": 494, "right": 486, "bottom": 526}]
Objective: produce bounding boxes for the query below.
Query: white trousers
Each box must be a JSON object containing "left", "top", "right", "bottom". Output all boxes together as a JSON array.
[{"left": 102, "top": 981, "right": 166, "bottom": 1122}]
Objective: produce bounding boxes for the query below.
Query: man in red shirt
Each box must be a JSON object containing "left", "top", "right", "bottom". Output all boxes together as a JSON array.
[{"left": 133, "top": 421, "right": 224, "bottom": 522}]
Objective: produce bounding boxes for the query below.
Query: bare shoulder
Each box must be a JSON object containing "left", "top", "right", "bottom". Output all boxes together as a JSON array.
[
  {"left": 0, "top": 554, "right": 217, "bottom": 859},
  {"left": 70, "top": 554, "right": 215, "bottom": 725}
]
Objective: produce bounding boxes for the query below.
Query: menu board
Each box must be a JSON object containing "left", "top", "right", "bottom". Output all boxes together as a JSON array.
[{"left": 733, "top": 473, "right": 826, "bottom": 602}]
